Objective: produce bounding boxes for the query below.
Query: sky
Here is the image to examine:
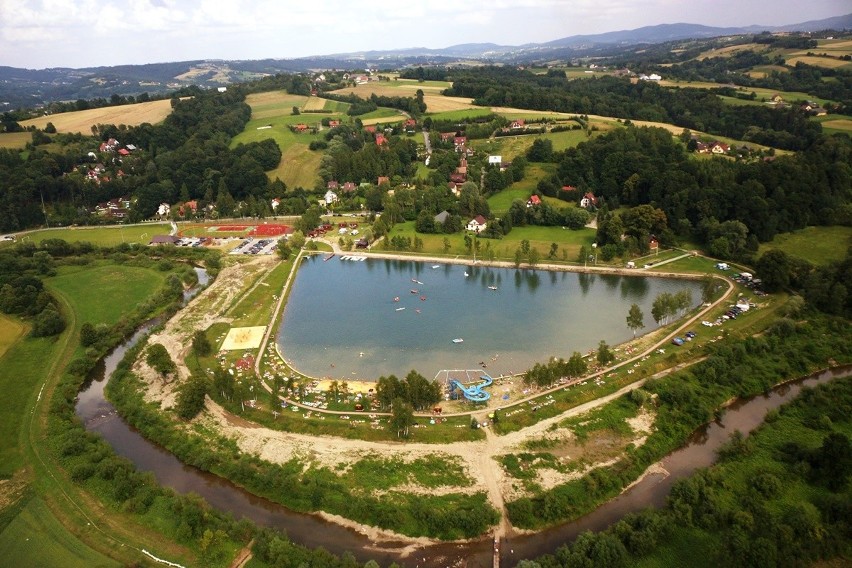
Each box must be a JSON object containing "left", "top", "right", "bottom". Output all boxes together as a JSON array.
[{"left": 0, "top": 0, "right": 849, "bottom": 69}]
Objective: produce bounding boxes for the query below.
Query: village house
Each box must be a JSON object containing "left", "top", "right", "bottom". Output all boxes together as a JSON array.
[
  {"left": 180, "top": 200, "right": 198, "bottom": 217},
  {"left": 157, "top": 202, "right": 170, "bottom": 218},
  {"left": 375, "top": 134, "right": 387, "bottom": 146},
  {"left": 440, "top": 132, "right": 455, "bottom": 142},
  {"left": 580, "top": 192, "right": 598, "bottom": 209},
  {"left": 526, "top": 195, "right": 541, "bottom": 207},
  {"left": 99, "top": 138, "right": 120, "bottom": 153},
  {"left": 327, "top": 180, "right": 339, "bottom": 190},
  {"left": 342, "top": 182, "right": 357, "bottom": 193},
  {"left": 434, "top": 210, "right": 450, "bottom": 225},
  {"left": 466, "top": 215, "right": 487, "bottom": 233},
  {"left": 377, "top": 176, "right": 390, "bottom": 186},
  {"left": 328, "top": 120, "right": 340, "bottom": 128},
  {"left": 453, "top": 136, "right": 467, "bottom": 151},
  {"left": 710, "top": 142, "right": 730, "bottom": 154},
  {"left": 323, "top": 190, "right": 338, "bottom": 205},
  {"left": 510, "top": 119, "right": 525, "bottom": 129}
]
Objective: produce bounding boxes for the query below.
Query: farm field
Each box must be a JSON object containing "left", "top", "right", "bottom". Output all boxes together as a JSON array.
[
  {"left": 19, "top": 99, "right": 175, "bottom": 134},
  {"left": 20, "top": 224, "right": 170, "bottom": 246},
  {"left": 758, "top": 225, "right": 852, "bottom": 265},
  {"left": 330, "top": 83, "right": 477, "bottom": 113},
  {"left": 785, "top": 54, "right": 852, "bottom": 70},
  {"left": 0, "top": 132, "right": 30, "bottom": 149},
  {"left": 811, "top": 112, "right": 852, "bottom": 135},
  {"left": 233, "top": 91, "right": 344, "bottom": 189}
]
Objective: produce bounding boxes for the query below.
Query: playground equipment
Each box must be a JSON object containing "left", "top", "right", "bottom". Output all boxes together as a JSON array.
[{"left": 449, "top": 372, "right": 493, "bottom": 402}]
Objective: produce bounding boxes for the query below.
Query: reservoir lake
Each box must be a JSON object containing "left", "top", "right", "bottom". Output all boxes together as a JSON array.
[{"left": 276, "top": 256, "right": 704, "bottom": 380}]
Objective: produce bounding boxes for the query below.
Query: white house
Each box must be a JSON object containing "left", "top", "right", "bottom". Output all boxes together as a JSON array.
[
  {"left": 157, "top": 203, "right": 170, "bottom": 218},
  {"left": 466, "top": 215, "right": 487, "bottom": 233},
  {"left": 488, "top": 155, "right": 502, "bottom": 165},
  {"left": 324, "top": 190, "right": 339, "bottom": 205}
]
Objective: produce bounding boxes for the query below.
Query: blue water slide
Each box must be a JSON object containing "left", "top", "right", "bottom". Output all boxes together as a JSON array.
[{"left": 449, "top": 373, "right": 493, "bottom": 402}]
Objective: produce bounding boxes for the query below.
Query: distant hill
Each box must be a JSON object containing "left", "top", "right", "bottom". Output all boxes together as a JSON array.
[{"left": 1, "top": 13, "right": 849, "bottom": 109}]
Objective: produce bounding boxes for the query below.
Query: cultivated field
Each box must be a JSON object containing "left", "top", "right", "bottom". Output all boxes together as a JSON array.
[
  {"left": 0, "top": 132, "right": 30, "bottom": 149},
  {"left": 330, "top": 83, "right": 477, "bottom": 113},
  {"left": 20, "top": 99, "right": 175, "bottom": 134}
]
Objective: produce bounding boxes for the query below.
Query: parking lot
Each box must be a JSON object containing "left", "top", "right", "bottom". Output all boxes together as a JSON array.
[{"left": 228, "top": 238, "right": 278, "bottom": 255}]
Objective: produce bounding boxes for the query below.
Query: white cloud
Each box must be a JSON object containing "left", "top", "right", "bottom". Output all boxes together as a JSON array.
[{"left": 0, "top": 0, "right": 848, "bottom": 68}]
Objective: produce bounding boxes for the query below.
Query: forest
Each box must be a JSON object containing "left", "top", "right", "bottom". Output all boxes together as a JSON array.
[{"left": 443, "top": 67, "right": 823, "bottom": 149}]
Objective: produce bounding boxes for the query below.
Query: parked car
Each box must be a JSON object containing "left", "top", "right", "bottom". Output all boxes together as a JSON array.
[{"left": 672, "top": 337, "right": 685, "bottom": 346}]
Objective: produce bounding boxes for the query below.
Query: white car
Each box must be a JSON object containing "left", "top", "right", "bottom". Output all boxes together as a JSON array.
[{"left": 701, "top": 320, "right": 713, "bottom": 327}]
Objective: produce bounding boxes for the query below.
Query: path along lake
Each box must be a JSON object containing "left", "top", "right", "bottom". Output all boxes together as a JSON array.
[{"left": 277, "top": 257, "right": 704, "bottom": 380}]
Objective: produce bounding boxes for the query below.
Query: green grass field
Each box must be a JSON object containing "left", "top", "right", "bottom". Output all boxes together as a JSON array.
[
  {"left": 20, "top": 224, "right": 170, "bottom": 246},
  {"left": 487, "top": 163, "right": 557, "bottom": 215},
  {"left": 0, "top": 328, "right": 61, "bottom": 477},
  {"left": 426, "top": 108, "right": 494, "bottom": 121},
  {"left": 757, "top": 225, "right": 852, "bottom": 265},
  {"left": 0, "top": 314, "right": 26, "bottom": 360},
  {"left": 811, "top": 113, "right": 852, "bottom": 135},
  {"left": 48, "top": 264, "right": 167, "bottom": 327},
  {"left": 0, "top": 497, "right": 119, "bottom": 568},
  {"left": 386, "top": 220, "right": 595, "bottom": 261}
]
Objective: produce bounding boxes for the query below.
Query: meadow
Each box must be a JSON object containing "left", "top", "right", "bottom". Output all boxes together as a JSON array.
[
  {"left": 49, "top": 264, "right": 168, "bottom": 327},
  {"left": 757, "top": 225, "right": 852, "bottom": 265},
  {"left": 232, "top": 92, "right": 336, "bottom": 189},
  {"left": 19, "top": 223, "right": 170, "bottom": 246},
  {"left": 0, "top": 497, "right": 119, "bottom": 568},
  {"left": 20, "top": 99, "right": 175, "bottom": 134},
  {"left": 385, "top": 219, "right": 596, "bottom": 261}
]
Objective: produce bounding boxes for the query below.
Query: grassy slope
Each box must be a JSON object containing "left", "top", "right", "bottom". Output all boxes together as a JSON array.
[
  {"left": 758, "top": 226, "right": 852, "bottom": 265},
  {"left": 0, "top": 497, "right": 119, "bottom": 568}
]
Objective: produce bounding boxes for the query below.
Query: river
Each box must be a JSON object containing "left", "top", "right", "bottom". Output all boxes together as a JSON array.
[{"left": 76, "top": 266, "right": 851, "bottom": 566}]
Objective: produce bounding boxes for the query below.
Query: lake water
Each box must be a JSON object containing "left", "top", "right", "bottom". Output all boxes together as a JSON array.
[{"left": 276, "top": 257, "right": 704, "bottom": 380}]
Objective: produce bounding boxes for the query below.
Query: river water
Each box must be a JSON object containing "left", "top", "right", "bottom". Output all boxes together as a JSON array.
[{"left": 75, "top": 266, "right": 851, "bottom": 567}]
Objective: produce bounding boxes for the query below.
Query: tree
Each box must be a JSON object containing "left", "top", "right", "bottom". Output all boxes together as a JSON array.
[
  {"left": 146, "top": 343, "right": 177, "bottom": 379},
  {"left": 597, "top": 340, "right": 615, "bottom": 366},
  {"left": 291, "top": 106, "right": 300, "bottom": 115},
  {"left": 528, "top": 247, "right": 540, "bottom": 267},
  {"left": 756, "top": 249, "right": 791, "bottom": 292},
  {"left": 389, "top": 398, "right": 414, "bottom": 438},
  {"left": 175, "top": 375, "right": 208, "bottom": 420},
  {"left": 192, "top": 330, "right": 212, "bottom": 357},
  {"left": 276, "top": 239, "right": 291, "bottom": 260},
  {"left": 31, "top": 306, "right": 65, "bottom": 337},
  {"left": 549, "top": 242, "right": 559, "bottom": 259},
  {"left": 626, "top": 303, "right": 645, "bottom": 338}
]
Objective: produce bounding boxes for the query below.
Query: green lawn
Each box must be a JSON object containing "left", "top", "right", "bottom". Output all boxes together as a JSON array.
[
  {"left": 386, "top": 221, "right": 595, "bottom": 262},
  {"left": 426, "top": 108, "right": 493, "bottom": 121},
  {"left": 357, "top": 107, "right": 402, "bottom": 121},
  {"left": 487, "top": 163, "right": 557, "bottom": 215},
  {"left": 758, "top": 226, "right": 852, "bottom": 265},
  {"left": 48, "top": 264, "right": 167, "bottom": 327},
  {"left": 229, "top": 259, "right": 292, "bottom": 328},
  {"left": 20, "top": 224, "right": 170, "bottom": 246},
  {"left": 0, "top": 328, "right": 62, "bottom": 477},
  {"left": 0, "top": 497, "right": 119, "bottom": 568},
  {"left": 0, "top": 132, "right": 30, "bottom": 149}
]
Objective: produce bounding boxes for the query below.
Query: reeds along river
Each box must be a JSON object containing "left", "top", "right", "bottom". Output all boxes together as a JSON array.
[{"left": 75, "top": 267, "right": 851, "bottom": 566}]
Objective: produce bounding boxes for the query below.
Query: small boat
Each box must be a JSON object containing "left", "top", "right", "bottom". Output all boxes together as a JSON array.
[
  {"left": 452, "top": 338, "right": 464, "bottom": 344},
  {"left": 420, "top": 296, "right": 426, "bottom": 301},
  {"left": 393, "top": 296, "right": 400, "bottom": 302},
  {"left": 415, "top": 280, "right": 423, "bottom": 285},
  {"left": 415, "top": 309, "right": 421, "bottom": 313},
  {"left": 396, "top": 307, "right": 406, "bottom": 311},
  {"left": 488, "top": 286, "right": 498, "bottom": 290},
  {"left": 464, "top": 272, "right": 469, "bottom": 277},
  {"left": 411, "top": 278, "right": 418, "bottom": 283},
  {"left": 432, "top": 265, "right": 440, "bottom": 269},
  {"left": 410, "top": 289, "right": 418, "bottom": 294}
]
